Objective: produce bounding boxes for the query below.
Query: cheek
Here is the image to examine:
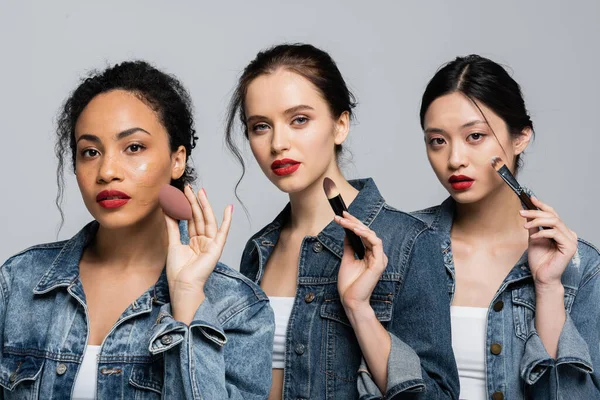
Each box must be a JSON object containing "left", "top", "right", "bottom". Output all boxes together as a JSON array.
[
  {"left": 128, "top": 159, "right": 171, "bottom": 189},
  {"left": 426, "top": 150, "right": 446, "bottom": 176},
  {"left": 249, "top": 138, "right": 271, "bottom": 166}
]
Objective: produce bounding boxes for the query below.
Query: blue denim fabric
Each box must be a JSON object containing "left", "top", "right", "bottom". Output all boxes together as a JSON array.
[
  {"left": 240, "top": 178, "right": 459, "bottom": 399},
  {"left": 0, "top": 221, "right": 274, "bottom": 399},
  {"left": 412, "top": 197, "right": 600, "bottom": 399}
]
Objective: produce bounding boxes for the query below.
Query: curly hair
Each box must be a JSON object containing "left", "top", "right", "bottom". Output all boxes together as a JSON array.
[{"left": 55, "top": 60, "right": 198, "bottom": 228}]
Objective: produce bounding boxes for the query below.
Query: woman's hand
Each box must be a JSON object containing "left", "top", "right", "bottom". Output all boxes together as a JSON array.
[
  {"left": 165, "top": 185, "right": 233, "bottom": 325},
  {"left": 520, "top": 196, "right": 577, "bottom": 292},
  {"left": 334, "top": 211, "right": 388, "bottom": 314}
]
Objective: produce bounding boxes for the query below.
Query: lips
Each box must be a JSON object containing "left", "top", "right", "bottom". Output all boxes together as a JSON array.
[
  {"left": 96, "top": 190, "right": 131, "bottom": 209},
  {"left": 448, "top": 175, "right": 474, "bottom": 191},
  {"left": 271, "top": 158, "right": 301, "bottom": 177}
]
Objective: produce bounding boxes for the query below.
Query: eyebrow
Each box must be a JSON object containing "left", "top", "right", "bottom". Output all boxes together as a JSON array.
[
  {"left": 245, "top": 105, "right": 315, "bottom": 126},
  {"left": 424, "top": 119, "right": 487, "bottom": 134},
  {"left": 76, "top": 127, "right": 151, "bottom": 144}
]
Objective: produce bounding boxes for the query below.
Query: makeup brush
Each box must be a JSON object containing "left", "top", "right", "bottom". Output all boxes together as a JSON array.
[
  {"left": 490, "top": 156, "right": 537, "bottom": 210},
  {"left": 323, "top": 177, "right": 366, "bottom": 259}
]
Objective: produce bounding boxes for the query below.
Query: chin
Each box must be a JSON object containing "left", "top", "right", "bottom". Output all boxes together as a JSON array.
[{"left": 447, "top": 188, "right": 486, "bottom": 204}]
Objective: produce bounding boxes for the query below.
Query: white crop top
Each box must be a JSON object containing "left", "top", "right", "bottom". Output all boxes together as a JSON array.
[
  {"left": 72, "top": 345, "right": 101, "bottom": 400},
  {"left": 269, "top": 296, "right": 294, "bottom": 369},
  {"left": 450, "top": 306, "right": 487, "bottom": 400}
]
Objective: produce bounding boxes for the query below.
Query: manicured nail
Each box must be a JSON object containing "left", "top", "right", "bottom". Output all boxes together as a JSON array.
[
  {"left": 230, "top": 204, "right": 234, "bottom": 213},
  {"left": 519, "top": 210, "right": 526, "bottom": 215},
  {"left": 201, "top": 188, "right": 206, "bottom": 196}
]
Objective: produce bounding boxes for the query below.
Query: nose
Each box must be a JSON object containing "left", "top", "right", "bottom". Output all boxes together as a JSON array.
[
  {"left": 270, "top": 125, "right": 291, "bottom": 155},
  {"left": 448, "top": 142, "right": 469, "bottom": 171},
  {"left": 96, "top": 153, "right": 124, "bottom": 184}
]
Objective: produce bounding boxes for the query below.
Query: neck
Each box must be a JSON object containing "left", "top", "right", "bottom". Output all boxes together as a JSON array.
[
  {"left": 89, "top": 209, "right": 169, "bottom": 270},
  {"left": 287, "top": 167, "right": 359, "bottom": 236},
  {"left": 452, "top": 184, "right": 526, "bottom": 241}
]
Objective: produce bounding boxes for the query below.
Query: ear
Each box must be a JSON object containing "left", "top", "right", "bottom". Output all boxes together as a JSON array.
[
  {"left": 513, "top": 127, "right": 532, "bottom": 156},
  {"left": 171, "top": 145, "right": 187, "bottom": 180},
  {"left": 333, "top": 111, "right": 350, "bottom": 146}
]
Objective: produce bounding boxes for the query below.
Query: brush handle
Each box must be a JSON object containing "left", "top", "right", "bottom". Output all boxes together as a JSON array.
[
  {"left": 327, "top": 196, "right": 366, "bottom": 259},
  {"left": 518, "top": 192, "right": 537, "bottom": 211},
  {"left": 496, "top": 166, "right": 550, "bottom": 230}
]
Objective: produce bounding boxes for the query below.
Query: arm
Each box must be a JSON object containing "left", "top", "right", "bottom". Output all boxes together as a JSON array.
[
  {"left": 335, "top": 213, "right": 458, "bottom": 399},
  {"left": 150, "top": 297, "right": 274, "bottom": 399}
]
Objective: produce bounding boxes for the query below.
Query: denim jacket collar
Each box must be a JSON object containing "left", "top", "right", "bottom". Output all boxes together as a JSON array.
[
  {"left": 432, "top": 197, "right": 532, "bottom": 294},
  {"left": 256, "top": 177, "right": 385, "bottom": 256},
  {"left": 247, "top": 178, "right": 385, "bottom": 283},
  {"left": 32, "top": 221, "right": 171, "bottom": 305}
]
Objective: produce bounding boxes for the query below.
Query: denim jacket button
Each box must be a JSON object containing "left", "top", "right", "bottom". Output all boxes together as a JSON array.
[
  {"left": 492, "top": 392, "right": 504, "bottom": 400},
  {"left": 493, "top": 300, "right": 504, "bottom": 312},
  {"left": 490, "top": 343, "right": 502, "bottom": 355},
  {"left": 56, "top": 363, "right": 67, "bottom": 375},
  {"left": 161, "top": 334, "right": 173, "bottom": 345},
  {"left": 304, "top": 292, "right": 316, "bottom": 303},
  {"left": 312, "top": 242, "right": 323, "bottom": 253},
  {"left": 295, "top": 344, "right": 306, "bottom": 355}
]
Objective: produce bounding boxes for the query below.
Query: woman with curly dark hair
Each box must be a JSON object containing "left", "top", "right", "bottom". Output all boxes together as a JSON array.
[{"left": 0, "top": 60, "right": 274, "bottom": 399}]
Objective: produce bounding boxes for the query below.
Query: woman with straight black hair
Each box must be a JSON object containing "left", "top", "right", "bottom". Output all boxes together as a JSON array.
[{"left": 414, "top": 54, "right": 600, "bottom": 399}]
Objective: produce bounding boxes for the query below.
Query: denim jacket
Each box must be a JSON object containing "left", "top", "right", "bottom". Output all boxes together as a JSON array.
[
  {"left": 412, "top": 197, "right": 600, "bottom": 400},
  {"left": 0, "top": 221, "right": 274, "bottom": 399},
  {"left": 240, "top": 178, "right": 459, "bottom": 400}
]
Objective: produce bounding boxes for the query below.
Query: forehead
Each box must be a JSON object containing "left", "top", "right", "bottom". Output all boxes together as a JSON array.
[
  {"left": 424, "top": 92, "right": 502, "bottom": 130},
  {"left": 244, "top": 69, "right": 326, "bottom": 115},
  {"left": 75, "top": 90, "right": 161, "bottom": 137}
]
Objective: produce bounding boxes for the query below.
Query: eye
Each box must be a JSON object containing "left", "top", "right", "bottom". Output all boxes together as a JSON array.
[
  {"left": 292, "top": 116, "right": 309, "bottom": 126},
  {"left": 81, "top": 148, "right": 100, "bottom": 158},
  {"left": 467, "top": 133, "right": 485, "bottom": 143},
  {"left": 427, "top": 137, "right": 446, "bottom": 147},
  {"left": 251, "top": 123, "right": 270, "bottom": 133},
  {"left": 126, "top": 143, "right": 145, "bottom": 153}
]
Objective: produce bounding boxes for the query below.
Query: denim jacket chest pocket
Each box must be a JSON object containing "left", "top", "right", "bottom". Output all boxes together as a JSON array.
[
  {"left": 318, "top": 276, "right": 400, "bottom": 381},
  {"left": 0, "top": 353, "right": 45, "bottom": 397},
  {"left": 511, "top": 284, "right": 577, "bottom": 341},
  {"left": 127, "top": 354, "right": 164, "bottom": 398}
]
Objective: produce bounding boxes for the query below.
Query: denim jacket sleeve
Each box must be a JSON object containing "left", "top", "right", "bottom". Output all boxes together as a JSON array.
[
  {"left": 149, "top": 296, "right": 274, "bottom": 399},
  {"left": 0, "top": 260, "right": 11, "bottom": 400},
  {"left": 520, "top": 259, "right": 600, "bottom": 397},
  {"left": 357, "top": 228, "right": 459, "bottom": 399}
]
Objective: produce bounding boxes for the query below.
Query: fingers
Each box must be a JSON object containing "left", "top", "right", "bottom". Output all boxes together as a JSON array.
[
  {"left": 334, "top": 213, "right": 387, "bottom": 271},
  {"left": 164, "top": 214, "right": 181, "bottom": 247},
  {"left": 530, "top": 228, "right": 577, "bottom": 254},
  {"left": 530, "top": 196, "right": 557, "bottom": 216},
  {"left": 198, "top": 188, "right": 218, "bottom": 238},
  {"left": 215, "top": 204, "right": 234, "bottom": 248},
  {"left": 184, "top": 185, "right": 204, "bottom": 236}
]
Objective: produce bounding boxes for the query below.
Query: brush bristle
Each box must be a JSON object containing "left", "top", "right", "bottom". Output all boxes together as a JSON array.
[
  {"left": 323, "top": 177, "right": 339, "bottom": 199},
  {"left": 490, "top": 156, "right": 504, "bottom": 171}
]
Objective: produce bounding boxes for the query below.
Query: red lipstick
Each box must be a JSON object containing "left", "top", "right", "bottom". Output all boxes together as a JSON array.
[
  {"left": 271, "top": 158, "right": 300, "bottom": 176},
  {"left": 448, "top": 175, "right": 474, "bottom": 191},
  {"left": 96, "top": 190, "right": 131, "bottom": 209}
]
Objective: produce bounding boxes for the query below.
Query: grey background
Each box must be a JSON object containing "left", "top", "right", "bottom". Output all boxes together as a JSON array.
[{"left": 1, "top": 0, "right": 598, "bottom": 268}]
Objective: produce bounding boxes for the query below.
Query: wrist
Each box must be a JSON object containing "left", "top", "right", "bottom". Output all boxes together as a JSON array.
[
  {"left": 171, "top": 290, "right": 206, "bottom": 326},
  {"left": 344, "top": 303, "right": 377, "bottom": 326},
  {"left": 534, "top": 281, "right": 564, "bottom": 298}
]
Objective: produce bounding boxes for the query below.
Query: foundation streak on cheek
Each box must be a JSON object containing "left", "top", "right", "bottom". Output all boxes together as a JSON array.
[
  {"left": 131, "top": 161, "right": 164, "bottom": 206},
  {"left": 132, "top": 162, "right": 157, "bottom": 188}
]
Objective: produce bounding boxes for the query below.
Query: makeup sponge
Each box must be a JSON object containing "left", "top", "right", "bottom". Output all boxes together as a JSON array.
[{"left": 159, "top": 184, "right": 192, "bottom": 220}]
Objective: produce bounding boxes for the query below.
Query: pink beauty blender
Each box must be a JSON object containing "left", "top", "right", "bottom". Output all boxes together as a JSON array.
[{"left": 158, "top": 184, "right": 192, "bottom": 220}]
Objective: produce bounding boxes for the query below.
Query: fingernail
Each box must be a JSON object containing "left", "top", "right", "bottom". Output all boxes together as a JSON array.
[
  {"left": 230, "top": 204, "right": 234, "bottom": 213},
  {"left": 519, "top": 210, "right": 526, "bottom": 215},
  {"left": 202, "top": 188, "right": 206, "bottom": 196}
]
